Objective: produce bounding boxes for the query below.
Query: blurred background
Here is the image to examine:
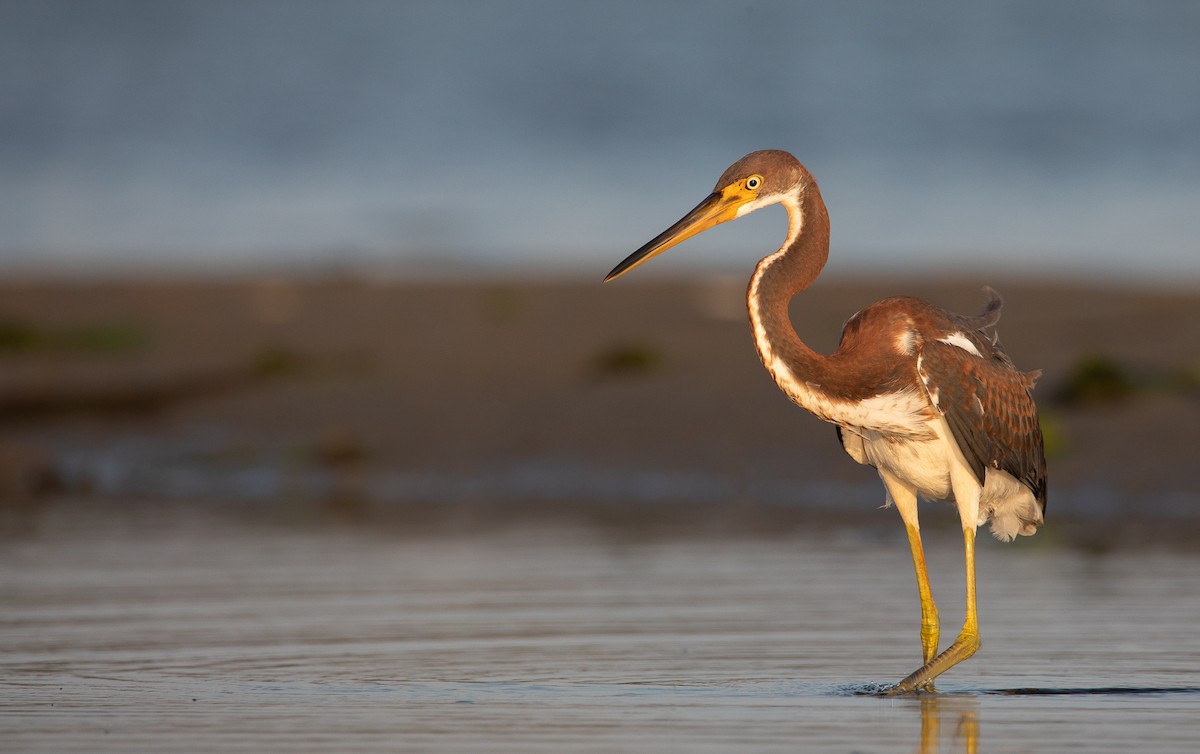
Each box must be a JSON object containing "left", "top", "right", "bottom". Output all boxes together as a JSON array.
[
  {"left": 3, "top": 2, "right": 1200, "bottom": 749},
  {"left": 3, "top": 0, "right": 1199, "bottom": 280},
  {"left": 0, "top": 0, "right": 1196, "bottom": 530}
]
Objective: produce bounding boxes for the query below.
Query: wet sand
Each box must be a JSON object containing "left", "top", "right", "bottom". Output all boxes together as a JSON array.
[
  {"left": 3, "top": 501, "right": 1200, "bottom": 752},
  {"left": 0, "top": 277, "right": 1196, "bottom": 533}
]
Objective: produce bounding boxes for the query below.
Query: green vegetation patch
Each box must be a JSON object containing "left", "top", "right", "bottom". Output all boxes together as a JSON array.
[
  {"left": 248, "top": 344, "right": 309, "bottom": 379},
  {"left": 591, "top": 341, "right": 666, "bottom": 378},
  {"left": 0, "top": 317, "right": 151, "bottom": 356},
  {"left": 1055, "top": 354, "right": 1136, "bottom": 405}
]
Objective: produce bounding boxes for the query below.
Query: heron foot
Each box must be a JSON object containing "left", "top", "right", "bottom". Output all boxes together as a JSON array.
[
  {"left": 890, "top": 629, "right": 981, "bottom": 694},
  {"left": 881, "top": 680, "right": 939, "bottom": 696}
]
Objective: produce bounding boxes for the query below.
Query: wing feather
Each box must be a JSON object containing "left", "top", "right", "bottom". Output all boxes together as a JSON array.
[{"left": 917, "top": 337, "right": 1047, "bottom": 509}]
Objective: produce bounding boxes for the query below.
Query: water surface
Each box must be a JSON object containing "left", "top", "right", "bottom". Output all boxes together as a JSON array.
[{"left": 2, "top": 501, "right": 1198, "bottom": 752}]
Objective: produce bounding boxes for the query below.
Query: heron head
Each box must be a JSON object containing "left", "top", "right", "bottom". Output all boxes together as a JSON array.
[{"left": 604, "top": 150, "right": 809, "bottom": 282}]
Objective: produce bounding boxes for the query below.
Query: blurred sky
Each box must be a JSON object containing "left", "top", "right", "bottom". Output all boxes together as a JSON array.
[{"left": 2, "top": 0, "right": 1199, "bottom": 282}]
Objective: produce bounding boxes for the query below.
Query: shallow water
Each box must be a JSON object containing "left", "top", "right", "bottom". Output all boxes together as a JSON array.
[{"left": 2, "top": 501, "right": 1199, "bottom": 752}]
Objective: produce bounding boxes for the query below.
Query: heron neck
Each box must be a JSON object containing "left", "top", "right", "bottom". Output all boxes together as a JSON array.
[{"left": 746, "top": 185, "right": 831, "bottom": 382}]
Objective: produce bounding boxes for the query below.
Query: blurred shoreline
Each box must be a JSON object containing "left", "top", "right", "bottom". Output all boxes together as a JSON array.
[{"left": 0, "top": 276, "right": 1196, "bottom": 548}]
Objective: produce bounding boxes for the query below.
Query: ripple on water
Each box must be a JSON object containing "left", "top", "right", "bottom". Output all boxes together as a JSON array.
[{"left": 2, "top": 506, "right": 1200, "bottom": 752}]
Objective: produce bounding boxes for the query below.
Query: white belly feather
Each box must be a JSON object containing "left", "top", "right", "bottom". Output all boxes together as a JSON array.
[{"left": 839, "top": 413, "right": 1042, "bottom": 541}]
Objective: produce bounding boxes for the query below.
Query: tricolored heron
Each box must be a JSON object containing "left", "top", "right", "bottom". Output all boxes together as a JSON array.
[{"left": 604, "top": 150, "right": 1046, "bottom": 693}]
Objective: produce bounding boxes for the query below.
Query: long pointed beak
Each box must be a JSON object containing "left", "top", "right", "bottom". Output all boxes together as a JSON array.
[{"left": 604, "top": 188, "right": 745, "bottom": 282}]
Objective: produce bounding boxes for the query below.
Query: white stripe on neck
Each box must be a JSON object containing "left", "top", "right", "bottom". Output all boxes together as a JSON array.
[{"left": 745, "top": 190, "right": 929, "bottom": 437}]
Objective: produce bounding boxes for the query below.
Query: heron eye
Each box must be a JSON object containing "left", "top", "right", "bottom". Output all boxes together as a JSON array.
[{"left": 746, "top": 175, "right": 763, "bottom": 191}]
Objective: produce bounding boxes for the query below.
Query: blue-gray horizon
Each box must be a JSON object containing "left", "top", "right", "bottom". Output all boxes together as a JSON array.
[{"left": 2, "top": 0, "right": 1198, "bottom": 282}]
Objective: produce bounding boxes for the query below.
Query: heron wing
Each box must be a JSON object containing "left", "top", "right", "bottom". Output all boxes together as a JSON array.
[{"left": 917, "top": 337, "right": 1047, "bottom": 506}]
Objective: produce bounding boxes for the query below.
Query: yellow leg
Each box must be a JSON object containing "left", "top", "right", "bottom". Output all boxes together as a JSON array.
[
  {"left": 891, "top": 527, "right": 981, "bottom": 694},
  {"left": 883, "top": 472, "right": 941, "bottom": 682},
  {"left": 904, "top": 522, "right": 941, "bottom": 667}
]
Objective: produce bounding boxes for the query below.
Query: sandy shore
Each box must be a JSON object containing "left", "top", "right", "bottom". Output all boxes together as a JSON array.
[{"left": 0, "top": 276, "right": 1195, "bottom": 539}]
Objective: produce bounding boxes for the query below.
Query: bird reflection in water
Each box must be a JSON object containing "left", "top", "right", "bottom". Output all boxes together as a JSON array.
[{"left": 912, "top": 694, "right": 980, "bottom": 754}]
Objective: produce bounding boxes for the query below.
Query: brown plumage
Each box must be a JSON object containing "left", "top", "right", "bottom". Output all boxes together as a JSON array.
[
  {"left": 605, "top": 149, "right": 1047, "bottom": 693},
  {"left": 834, "top": 292, "right": 1046, "bottom": 530}
]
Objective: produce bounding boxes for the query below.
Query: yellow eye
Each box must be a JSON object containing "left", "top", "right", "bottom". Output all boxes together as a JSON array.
[{"left": 745, "top": 175, "right": 763, "bottom": 191}]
